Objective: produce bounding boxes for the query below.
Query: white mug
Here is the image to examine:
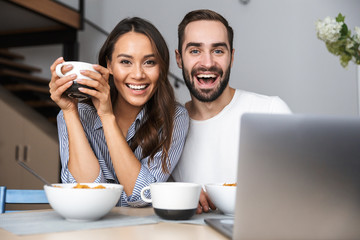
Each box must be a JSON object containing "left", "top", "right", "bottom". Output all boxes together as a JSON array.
[
  {"left": 140, "top": 182, "right": 201, "bottom": 220},
  {"left": 55, "top": 61, "right": 98, "bottom": 100}
]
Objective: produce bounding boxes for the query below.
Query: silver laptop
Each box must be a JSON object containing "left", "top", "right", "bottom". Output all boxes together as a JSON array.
[{"left": 206, "top": 113, "right": 360, "bottom": 240}]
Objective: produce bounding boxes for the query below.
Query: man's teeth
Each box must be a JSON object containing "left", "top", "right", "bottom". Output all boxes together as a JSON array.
[
  {"left": 128, "top": 84, "right": 147, "bottom": 90},
  {"left": 197, "top": 74, "right": 217, "bottom": 78}
]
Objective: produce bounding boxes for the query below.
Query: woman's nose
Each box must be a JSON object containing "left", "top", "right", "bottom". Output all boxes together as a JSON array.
[{"left": 132, "top": 65, "right": 145, "bottom": 79}]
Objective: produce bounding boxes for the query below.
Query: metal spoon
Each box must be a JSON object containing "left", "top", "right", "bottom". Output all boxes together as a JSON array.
[{"left": 16, "top": 160, "right": 52, "bottom": 186}]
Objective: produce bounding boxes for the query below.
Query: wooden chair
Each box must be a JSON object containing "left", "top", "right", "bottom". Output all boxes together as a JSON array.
[{"left": 0, "top": 186, "right": 48, "bottom": 213}]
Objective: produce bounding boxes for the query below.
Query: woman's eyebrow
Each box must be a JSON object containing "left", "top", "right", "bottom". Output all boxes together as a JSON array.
[
  {"left": 144, "top": 54, "right": 156, "bottom": 59},
  {"left": 116, "top": 54, "right": 155, "bottom": 59},
  {"left": 117, "top": 53, "right": 133, "bottom": 59}
]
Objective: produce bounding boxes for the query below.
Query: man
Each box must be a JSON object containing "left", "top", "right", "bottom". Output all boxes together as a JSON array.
[{"left": 171, "top": 9, "right": 291, "bottom": 213}]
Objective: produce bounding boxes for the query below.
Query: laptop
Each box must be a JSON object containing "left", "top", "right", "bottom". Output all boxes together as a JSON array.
[{"left": 205, "top": 113, "right": 360, "bottom": 239}]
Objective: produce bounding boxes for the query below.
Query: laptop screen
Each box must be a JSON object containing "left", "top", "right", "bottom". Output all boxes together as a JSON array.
[{"left": 233, "top": 113, "right": 360, "bottom": 240}]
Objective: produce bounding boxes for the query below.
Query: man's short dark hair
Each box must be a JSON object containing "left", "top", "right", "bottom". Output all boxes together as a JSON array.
[{"left": 177, "top": 9, "right": 234, "bottom": 55}]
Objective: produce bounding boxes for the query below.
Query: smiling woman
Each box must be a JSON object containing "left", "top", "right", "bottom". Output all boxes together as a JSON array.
[
  {"left": 48, "top": 17, "right": 189, "bottom": 207},
  {"left": 106, "top": 31, "right": 160, "bottom": 107}
]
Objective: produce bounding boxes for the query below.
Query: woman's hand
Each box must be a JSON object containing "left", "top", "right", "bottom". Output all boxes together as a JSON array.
[
  {"left": 49, "top": 57, "right": 78, "bottom": 112},
  {"left": 75, "top": 64, "right": 112, "bottom": 117},
  {"left": 197, "top": 189, "right": 217, "bottom": 214}
]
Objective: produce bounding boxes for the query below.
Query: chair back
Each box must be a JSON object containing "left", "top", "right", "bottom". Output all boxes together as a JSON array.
[{"left": 0, "top": 186, "right": 48, "bottom": 213}]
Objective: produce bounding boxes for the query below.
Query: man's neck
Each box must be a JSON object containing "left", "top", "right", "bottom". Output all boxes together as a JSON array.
[{"left": 186, "top": 87, "right": 236, "bottom": 120}]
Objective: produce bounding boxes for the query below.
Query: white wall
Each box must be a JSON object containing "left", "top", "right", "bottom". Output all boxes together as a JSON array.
[{"left": 12, "top": 0, "right": 360, "bottom": 116}]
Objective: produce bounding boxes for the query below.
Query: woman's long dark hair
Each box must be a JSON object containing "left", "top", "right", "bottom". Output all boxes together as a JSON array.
[{"left": 98, "top": 17, "right": 176, "bottom": 173}]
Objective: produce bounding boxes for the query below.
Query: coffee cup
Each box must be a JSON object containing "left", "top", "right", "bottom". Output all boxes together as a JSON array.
[
  {"left": 140, "top": 182, "right": 201, "bottom": 220},
  {"left": 55, "top": 61, "right": 98, "bottom": 101}
]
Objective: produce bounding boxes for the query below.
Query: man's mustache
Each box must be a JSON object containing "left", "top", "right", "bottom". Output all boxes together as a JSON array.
[{"left": 191, "top": 66, "right": 223, "bottom": 77}]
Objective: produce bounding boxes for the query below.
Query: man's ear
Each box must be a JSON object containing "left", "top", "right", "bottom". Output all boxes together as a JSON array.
[
  {"left": 106, "top": 59, "right": 113, "bottom": 74},
  {"left": 175, "top": 49, "right": 182, "bottom": 69}
]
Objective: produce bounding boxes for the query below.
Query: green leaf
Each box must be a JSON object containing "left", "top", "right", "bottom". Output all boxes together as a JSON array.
[
  {"left": 336, "top": 13, "right": 345, "bottom": 23},
  {"left": 339, "top": 23, "right": 348, "bottom": 38}
]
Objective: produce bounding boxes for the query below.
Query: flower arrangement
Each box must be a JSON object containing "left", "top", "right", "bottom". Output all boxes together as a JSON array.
[{"left": 316, "top": 13, "right": 360, "bottom": 68}]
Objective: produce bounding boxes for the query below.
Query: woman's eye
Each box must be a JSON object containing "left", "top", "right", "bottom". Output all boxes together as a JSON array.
[
  {"left": 144, "top": 60, "right": 156, "bottom": 65},
  {"left": 120, "top": 59, "right": 131, "bottom": 65}
]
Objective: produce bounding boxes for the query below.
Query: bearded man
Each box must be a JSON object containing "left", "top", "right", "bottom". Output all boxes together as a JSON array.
[{"left": 171, "top": 9, "right": 292, "bottom": 214}]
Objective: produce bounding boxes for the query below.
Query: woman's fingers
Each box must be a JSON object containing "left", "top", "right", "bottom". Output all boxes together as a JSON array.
[
  {"left": 79, "top": 64, "right": 109, "bottom": 85},
  {"left": 50, "top": 57, "right": 74, "bottom": 81},
  {"left": 50, "top": 81, "right": 73, "bottom": 101},
  {"left": 76, "top": 65, "right": 111, "bottom": 101},
  {"left": 93, "top": 64, "right": 110, "bottom": 83},
  {"left": 77, "top": 80, "right": 111, "bottom": 102},
  {"left": 50, "top": 57, "right": 64, "bottom": 72},
  {"left": 76, "top": 78, "right": 106, "bottom": 90},
  {"left": 50, "top": 74, "right": 77, "bottom": 93}
]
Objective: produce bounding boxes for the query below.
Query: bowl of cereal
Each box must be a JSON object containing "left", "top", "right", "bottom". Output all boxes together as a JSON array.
[
  {"left": 204, "top": 183, "right": 237, "bottom": 216},
  {"left": 44, "top": 183, "right": 123, "bottom": 221}
]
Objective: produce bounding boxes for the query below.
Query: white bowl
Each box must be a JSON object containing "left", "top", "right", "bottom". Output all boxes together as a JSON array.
[
  {"left": 204, "top": 183, "right": 237, "bottom": 216},
  {"left": 44, "top": 183, "right": 123, "bottom": 221}
]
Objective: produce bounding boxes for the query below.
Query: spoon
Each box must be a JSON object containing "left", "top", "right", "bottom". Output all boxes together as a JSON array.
[{"left": 16, "top": 160, "right": 52, "bottom": 186}]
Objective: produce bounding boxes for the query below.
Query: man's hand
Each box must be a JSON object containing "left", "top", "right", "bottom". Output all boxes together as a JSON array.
[{"left": 196, "top": 189, "right": 216, "bottom": 214}]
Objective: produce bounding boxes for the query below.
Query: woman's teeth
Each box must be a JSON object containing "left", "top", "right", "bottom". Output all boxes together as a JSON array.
[{"left": 127, "top": 84, "right": 148, "bottom": 90}]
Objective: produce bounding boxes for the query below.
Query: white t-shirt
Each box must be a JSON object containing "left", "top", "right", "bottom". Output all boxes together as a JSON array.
[{"left": 172, "top": 89, "right": 291, "bottom": 185}]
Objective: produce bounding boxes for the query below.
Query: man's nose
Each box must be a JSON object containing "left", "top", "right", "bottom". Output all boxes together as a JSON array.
[{"left": 200, "top": 52, "right": 215, "bottom": 68}]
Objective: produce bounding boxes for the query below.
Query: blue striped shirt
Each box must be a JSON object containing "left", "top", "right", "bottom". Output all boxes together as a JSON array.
[{"left": 57, "top": 102, "right": 189, "bottom": 207}]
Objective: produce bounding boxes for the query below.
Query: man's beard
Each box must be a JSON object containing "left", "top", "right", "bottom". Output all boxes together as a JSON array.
[{"left": 181, "top": 63, "right": 231, "bottom": 102}]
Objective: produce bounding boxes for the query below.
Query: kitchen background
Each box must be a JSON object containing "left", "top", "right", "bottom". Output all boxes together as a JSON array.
[
  {"left": 12, "top": 0, "right": 360, "bottom": 116},
  {"left": 0, "top": 0, "right": 360, "bottom": 198}
]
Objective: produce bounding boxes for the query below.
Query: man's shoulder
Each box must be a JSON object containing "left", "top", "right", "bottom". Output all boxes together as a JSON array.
[
  {"left": 235, "top": 89, "right": 291, "bottom": 113},
  {"left": 236, "top": 89, "right": 275, "bottom": 99}
]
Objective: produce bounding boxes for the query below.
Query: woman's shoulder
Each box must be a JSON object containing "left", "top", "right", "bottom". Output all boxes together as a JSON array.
[
  {"left": 175, "top": 103, "right": 189, "bottom": 118},
  {"left": 172, "top": 103, "right": 189, "bottom": 133}
]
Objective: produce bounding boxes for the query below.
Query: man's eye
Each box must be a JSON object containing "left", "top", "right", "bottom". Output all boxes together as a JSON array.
[
  {"left": 214, "top": 49, "right": 224, "bottom": 54},
  {"left": 190, "top": 49, "right": 200, "bottom": 54}
]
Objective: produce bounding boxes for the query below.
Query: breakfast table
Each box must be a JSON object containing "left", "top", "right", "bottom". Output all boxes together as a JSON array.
[{"left": 0, "top": 207, "right": 230, "bottom": 240}]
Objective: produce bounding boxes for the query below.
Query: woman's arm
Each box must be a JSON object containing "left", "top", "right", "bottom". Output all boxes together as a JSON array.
[
  {"left": 57, "top": 108, "right": 104, "bottom": 183},
  {"left": 74, "top": 65, "right": 142, "bottom": 195},
  {"left": 99, "top": 114, "right": 142, "bottom": 196},
  {"left": 73, "top": 65, "right": 189, "bottom": 203},
  {"left": 50, "top": 57, "right": 101, "bottom": 183},
  {"left": 63, "top": 109, "right": 101, "bottom": 182},
  {"left": 125, "top": 105, "right": 189, "bottom": 206}
]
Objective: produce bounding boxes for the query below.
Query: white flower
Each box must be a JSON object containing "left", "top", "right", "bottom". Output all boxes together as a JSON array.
[
  {"left": 316, "top": 16, "right": 343, "bottom": 42},
  {"left": 316, "top": 13, "right": 360, "bottom": 67},
  {"left": 354, "top": 26, "right": 360, "bottom": 44}
]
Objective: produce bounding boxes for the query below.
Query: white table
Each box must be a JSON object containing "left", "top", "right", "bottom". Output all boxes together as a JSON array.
[{"left": 0, "top": 207, "right": 229, "bottom": 240}]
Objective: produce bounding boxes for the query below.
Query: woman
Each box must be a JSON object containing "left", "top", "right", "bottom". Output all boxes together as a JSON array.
[{"left": 49, "top": 17, "right": 189, "bottom": 207}]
